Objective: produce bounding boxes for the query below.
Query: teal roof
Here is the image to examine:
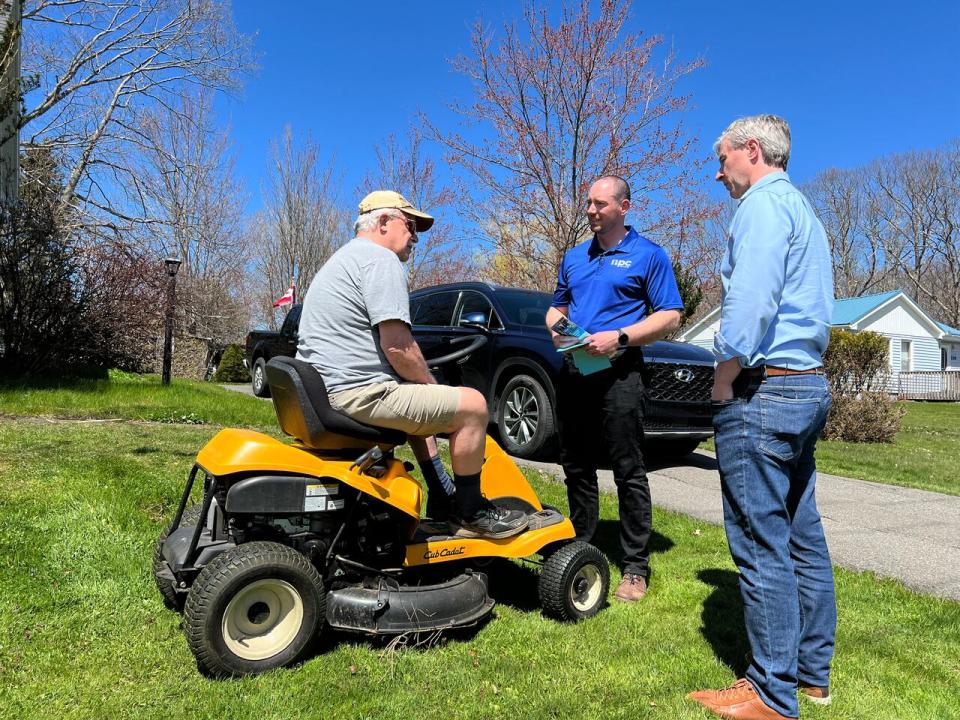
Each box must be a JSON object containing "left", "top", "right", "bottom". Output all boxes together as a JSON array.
[
  {"left": 831, "top": 291, "right": 900, "bottom": 325},
  {"left": 937, "top": 320, "right": 960, "bottom": 337}
]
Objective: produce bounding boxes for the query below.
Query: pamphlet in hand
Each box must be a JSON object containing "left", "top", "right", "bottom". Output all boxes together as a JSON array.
[
  {"left": 551, "top": 316, "right": 611, "bottom": 375},
  {"left": 550, "top": 316, "right": 589, "bottom": 346}
]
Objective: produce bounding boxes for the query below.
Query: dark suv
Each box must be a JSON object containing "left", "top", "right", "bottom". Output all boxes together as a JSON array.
[{"left": 410, "top": 282, "right": 714, "bottom": 460}]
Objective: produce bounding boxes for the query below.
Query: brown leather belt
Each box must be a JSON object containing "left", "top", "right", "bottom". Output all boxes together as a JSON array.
[{"left": 745, "top": 365, "right": 824, "bottom": 377}]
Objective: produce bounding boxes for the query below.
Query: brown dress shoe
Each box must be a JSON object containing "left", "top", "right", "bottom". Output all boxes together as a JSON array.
[
  {"left": 613, "top": 573, "right": 647, "bottom": 602},
  {"left": 686, "top": 679, "right": 792, "bottom": 719},
  {"left": 799, "top": 684, "right": 831, "bottom": 705}
]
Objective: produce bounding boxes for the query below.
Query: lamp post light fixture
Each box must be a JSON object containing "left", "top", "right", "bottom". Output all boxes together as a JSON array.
[{"left": 161, "top": 257, "right": 182, "bottom": 385}]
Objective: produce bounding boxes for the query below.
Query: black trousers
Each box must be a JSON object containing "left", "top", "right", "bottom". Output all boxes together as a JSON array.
[{"left": 556, "top": 350, "right": 651, "bottom": 576}]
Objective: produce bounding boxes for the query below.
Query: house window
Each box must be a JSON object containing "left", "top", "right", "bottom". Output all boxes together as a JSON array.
[{"left": 900, "top": 340, "right": 912, "bottom": 372}]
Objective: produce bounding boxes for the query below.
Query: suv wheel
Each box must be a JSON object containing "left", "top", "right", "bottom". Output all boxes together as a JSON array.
[
  {"left": 496, "top": 374, "right": 555, "bottom": 459},
  {"left": 251, "top": 358, "right": 271, "bottom": 398}
]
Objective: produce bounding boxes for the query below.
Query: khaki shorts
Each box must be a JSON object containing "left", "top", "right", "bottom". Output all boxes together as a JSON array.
[{"left": 329, "top": 381, "right": 461, "bottom": 436}]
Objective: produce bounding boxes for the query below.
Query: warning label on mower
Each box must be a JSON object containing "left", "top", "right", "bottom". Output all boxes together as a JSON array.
[
  {"left": 305, "top": 484, "right": 338, "bottom": 496},
  {"left": 304, "top": 484, "right": 340, "bottom": 512}
]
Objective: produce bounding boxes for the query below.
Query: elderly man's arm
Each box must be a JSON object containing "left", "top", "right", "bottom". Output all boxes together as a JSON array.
[{"left": 378, "top": 320, "right": 436, "bottom": 385}]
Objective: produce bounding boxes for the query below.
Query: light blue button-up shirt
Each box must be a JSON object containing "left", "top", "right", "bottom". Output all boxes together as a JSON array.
[{"left": 713, "top": 172, "right": 834, "bottom": 369}]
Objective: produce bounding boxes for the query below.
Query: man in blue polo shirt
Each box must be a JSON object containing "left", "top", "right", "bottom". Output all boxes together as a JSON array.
[{"left": 545, "top": 175, "right": 683, "bottom": 603}]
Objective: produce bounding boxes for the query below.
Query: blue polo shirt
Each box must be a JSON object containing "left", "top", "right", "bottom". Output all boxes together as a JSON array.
[{"left": 551, "top": 226, "right": 683, "bottom": 333}]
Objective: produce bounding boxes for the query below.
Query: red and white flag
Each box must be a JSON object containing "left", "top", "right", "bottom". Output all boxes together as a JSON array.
[{"left": 272, "top": 282, "right": 296, "bottom": 308}]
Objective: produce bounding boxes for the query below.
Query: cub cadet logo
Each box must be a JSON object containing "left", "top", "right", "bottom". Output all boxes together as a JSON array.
[
  {"left": 423, "top": 546, "right": 466, "bottom": 560},
  {"left": 610, "top": 259, "right": 632, "bottom": 268}
]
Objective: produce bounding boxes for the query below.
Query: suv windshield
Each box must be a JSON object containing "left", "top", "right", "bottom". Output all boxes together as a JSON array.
[{"left": 496, "top": 289, "right": 552, "bottom": 328}]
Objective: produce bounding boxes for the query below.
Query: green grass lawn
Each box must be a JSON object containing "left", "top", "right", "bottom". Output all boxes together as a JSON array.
[
  {"left": 814, "top": 402, "right": 960, "bottom": 495},
  {"left": 702, "top": 401, "right": 960, "bottom": 496},
  {"left": 0, "top": 370, "right": 278, "bottom": 428},
  {"left": 0, "top": 377, "right": 958, "bottom": 719}
]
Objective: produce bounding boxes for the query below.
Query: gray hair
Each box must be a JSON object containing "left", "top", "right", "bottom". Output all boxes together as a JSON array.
[
  {"left": 354, "top": 208, "right": 403, "bottom": 235},
  {"left": 714, "top": 114, "right": 791, "bottom": 170}
]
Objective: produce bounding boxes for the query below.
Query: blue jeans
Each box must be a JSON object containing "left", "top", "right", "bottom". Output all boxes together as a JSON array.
[{"left": 712, "top": 373, "right": 836, "bottom": 718}]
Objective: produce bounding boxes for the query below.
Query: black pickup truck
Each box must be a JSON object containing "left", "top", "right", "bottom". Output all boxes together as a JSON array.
[{"left": 244, "top": 305, "right": 302, "bottom": 397}]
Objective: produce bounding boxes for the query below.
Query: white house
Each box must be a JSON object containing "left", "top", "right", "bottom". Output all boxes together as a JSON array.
[{"left": 680, "top": 290, "right": 960, "bottom": 379}]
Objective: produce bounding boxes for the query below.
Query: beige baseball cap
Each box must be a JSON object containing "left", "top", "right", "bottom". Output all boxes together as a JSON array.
[{"left": 358, "top": 190, "right": 434, "bottom": 232}]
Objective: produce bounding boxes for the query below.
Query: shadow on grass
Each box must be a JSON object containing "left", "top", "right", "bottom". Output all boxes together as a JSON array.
[
  {"left": 697, "top": 568, "right": 750, "bottom": 677},
  {"left": 0, "top": 369, "right": 111, "bottom": 393},
  {"left": 484, "top": 558, "right": 542, "bottom": 612}
]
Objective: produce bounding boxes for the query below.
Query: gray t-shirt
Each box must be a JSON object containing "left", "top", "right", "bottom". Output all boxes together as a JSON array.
[{"left": 296, "top": 237, "right": 411, "bottom": 394}]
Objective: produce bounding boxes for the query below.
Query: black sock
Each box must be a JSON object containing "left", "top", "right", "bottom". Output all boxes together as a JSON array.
[
  {"left": 453, "top": 472, "right": 483, "bottom": 518},
  {"left": 418, "top": 454, "right": 455, "bottom": 497}
]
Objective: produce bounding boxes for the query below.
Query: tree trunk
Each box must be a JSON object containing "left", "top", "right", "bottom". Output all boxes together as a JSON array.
[{"left": 0, "top": 0, "right": 20, "bottom": 204}]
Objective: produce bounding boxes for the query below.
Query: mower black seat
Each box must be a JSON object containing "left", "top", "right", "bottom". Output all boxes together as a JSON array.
[{"left": 265, "top": 357, "right": 407, "bottom": 451}]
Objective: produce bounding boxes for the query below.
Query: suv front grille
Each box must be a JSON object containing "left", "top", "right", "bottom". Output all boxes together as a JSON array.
[{"left": 644, "top": 363, "right": 713, "bottom": 402}]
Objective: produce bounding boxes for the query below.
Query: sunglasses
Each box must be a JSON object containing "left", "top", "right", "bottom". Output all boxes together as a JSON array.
[{"left": 388, "top": 214, "right": 417, "bottom": 234}]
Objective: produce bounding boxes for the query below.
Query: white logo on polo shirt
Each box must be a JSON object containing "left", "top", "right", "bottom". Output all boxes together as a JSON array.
[{"left": 611, "top": 259, "right": 632, "bottom": 268}]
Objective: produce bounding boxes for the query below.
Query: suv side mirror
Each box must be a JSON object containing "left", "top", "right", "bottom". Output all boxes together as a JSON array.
[{"left": 459, "top": 311, "right": 489, "bottom": 333}]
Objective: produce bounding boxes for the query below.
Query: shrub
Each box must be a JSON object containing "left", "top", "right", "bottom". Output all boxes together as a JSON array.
[
  {"left": 822, "top": 329, "right": 904, "bottom": 442},
  {"left": 213, "top": 344, "right": 248, "bottom": 383},
  {"left": 821, "top": 393, "right": 905, "bottom": 443},
  {"left": 0, "top": 148, "right": 164, "bottom": 376}
]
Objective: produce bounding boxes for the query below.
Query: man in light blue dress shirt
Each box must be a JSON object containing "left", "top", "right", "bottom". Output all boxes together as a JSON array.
[{"left": 688, "top": 115, "right": 836, "bottom": 720}]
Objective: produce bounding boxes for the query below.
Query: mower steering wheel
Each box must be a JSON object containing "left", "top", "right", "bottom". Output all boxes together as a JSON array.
[{"left": 427, "top": 334, "right": 488, "bottom": 370}]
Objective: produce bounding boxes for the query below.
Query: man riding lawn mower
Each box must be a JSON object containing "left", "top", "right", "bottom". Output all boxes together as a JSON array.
[{"left": 152, "top": 350, "right": 611, "bottom": 677}]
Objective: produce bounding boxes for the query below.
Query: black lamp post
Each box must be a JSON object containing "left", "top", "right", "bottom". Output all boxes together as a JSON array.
[{"left": 161, "top": 257, "right": 182, "bottom": 385}]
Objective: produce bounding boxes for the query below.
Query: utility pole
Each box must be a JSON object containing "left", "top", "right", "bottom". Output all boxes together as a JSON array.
[{"left": 0, "top": 0, "right": 20, "bottom": 204}]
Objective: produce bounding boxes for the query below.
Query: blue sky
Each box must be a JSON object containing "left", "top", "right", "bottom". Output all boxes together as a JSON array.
[{"left": 219, "top": 0, "right": 960, "bottom": 215}]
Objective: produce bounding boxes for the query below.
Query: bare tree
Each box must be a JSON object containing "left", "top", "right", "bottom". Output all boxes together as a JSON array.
[
  {"left": 803, "top": 140, "right": 960, "bottom": 326},
  {"left": 872, "top": 143, "right": 960, "bottom": 325},
  {"left": 424, "top": 0, "right": 710, "bottom": 290},
  {"left": 134, "top": 88, "right": 250, "bottom": 351},
  {"left": 359, "top": 128, "right": 476, "bottom": 289},
  {"left": 16, "top": 0, "right": 253, "bottom": 228},
  {"left": 252, "top": 126, "right": 349, "bottom": 327},
  {"left": 804, "top": 167, "right": 889, "bottom": 297}
]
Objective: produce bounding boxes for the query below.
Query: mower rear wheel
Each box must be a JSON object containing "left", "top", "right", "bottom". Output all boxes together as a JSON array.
[
  {"left": 184, "top": 541, "right": 326, "bottom": 677},
  {"left": 153, "top": 504, "right": 203, "bottom": 611},
  {"left": 538, "top": 541, "right": 609, "bottom": 621}
]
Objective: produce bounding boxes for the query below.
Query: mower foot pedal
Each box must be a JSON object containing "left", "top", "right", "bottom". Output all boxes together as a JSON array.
[{"left": 525, "top": 507, "right": 565, "bottom": 531}]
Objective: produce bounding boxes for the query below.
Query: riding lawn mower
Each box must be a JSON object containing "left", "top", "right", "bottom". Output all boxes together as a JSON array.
[{"left": 152, "top": 336, "right": 611, "bottom": 677}]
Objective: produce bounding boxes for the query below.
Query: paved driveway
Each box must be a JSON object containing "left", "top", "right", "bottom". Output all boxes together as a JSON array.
[{"left": 519, "top": 450, "right": 960, "bottom": 601}]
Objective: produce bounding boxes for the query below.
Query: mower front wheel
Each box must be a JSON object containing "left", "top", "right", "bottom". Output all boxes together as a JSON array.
[
  {"left": 184, "top": 541, "right": 326, "bottom": 677},
  {"left": 538, "top": 541, "right": 609, "bottom": 622}
]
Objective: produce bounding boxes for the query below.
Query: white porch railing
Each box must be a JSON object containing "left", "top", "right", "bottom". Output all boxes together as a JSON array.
[{"left": 895, "top": 371, "right": 960, "bottom": 401}]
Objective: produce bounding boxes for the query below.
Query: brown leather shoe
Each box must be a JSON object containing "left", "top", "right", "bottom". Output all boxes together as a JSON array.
[
  {"left": 686, "top": 679, "right": 792, "bottom": 719},
  {"left": 799, "top": 684, "right": 831, "bottom": 705},
  {"left": 613, "top": 572, "right": 647, "bottom": 602}
]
